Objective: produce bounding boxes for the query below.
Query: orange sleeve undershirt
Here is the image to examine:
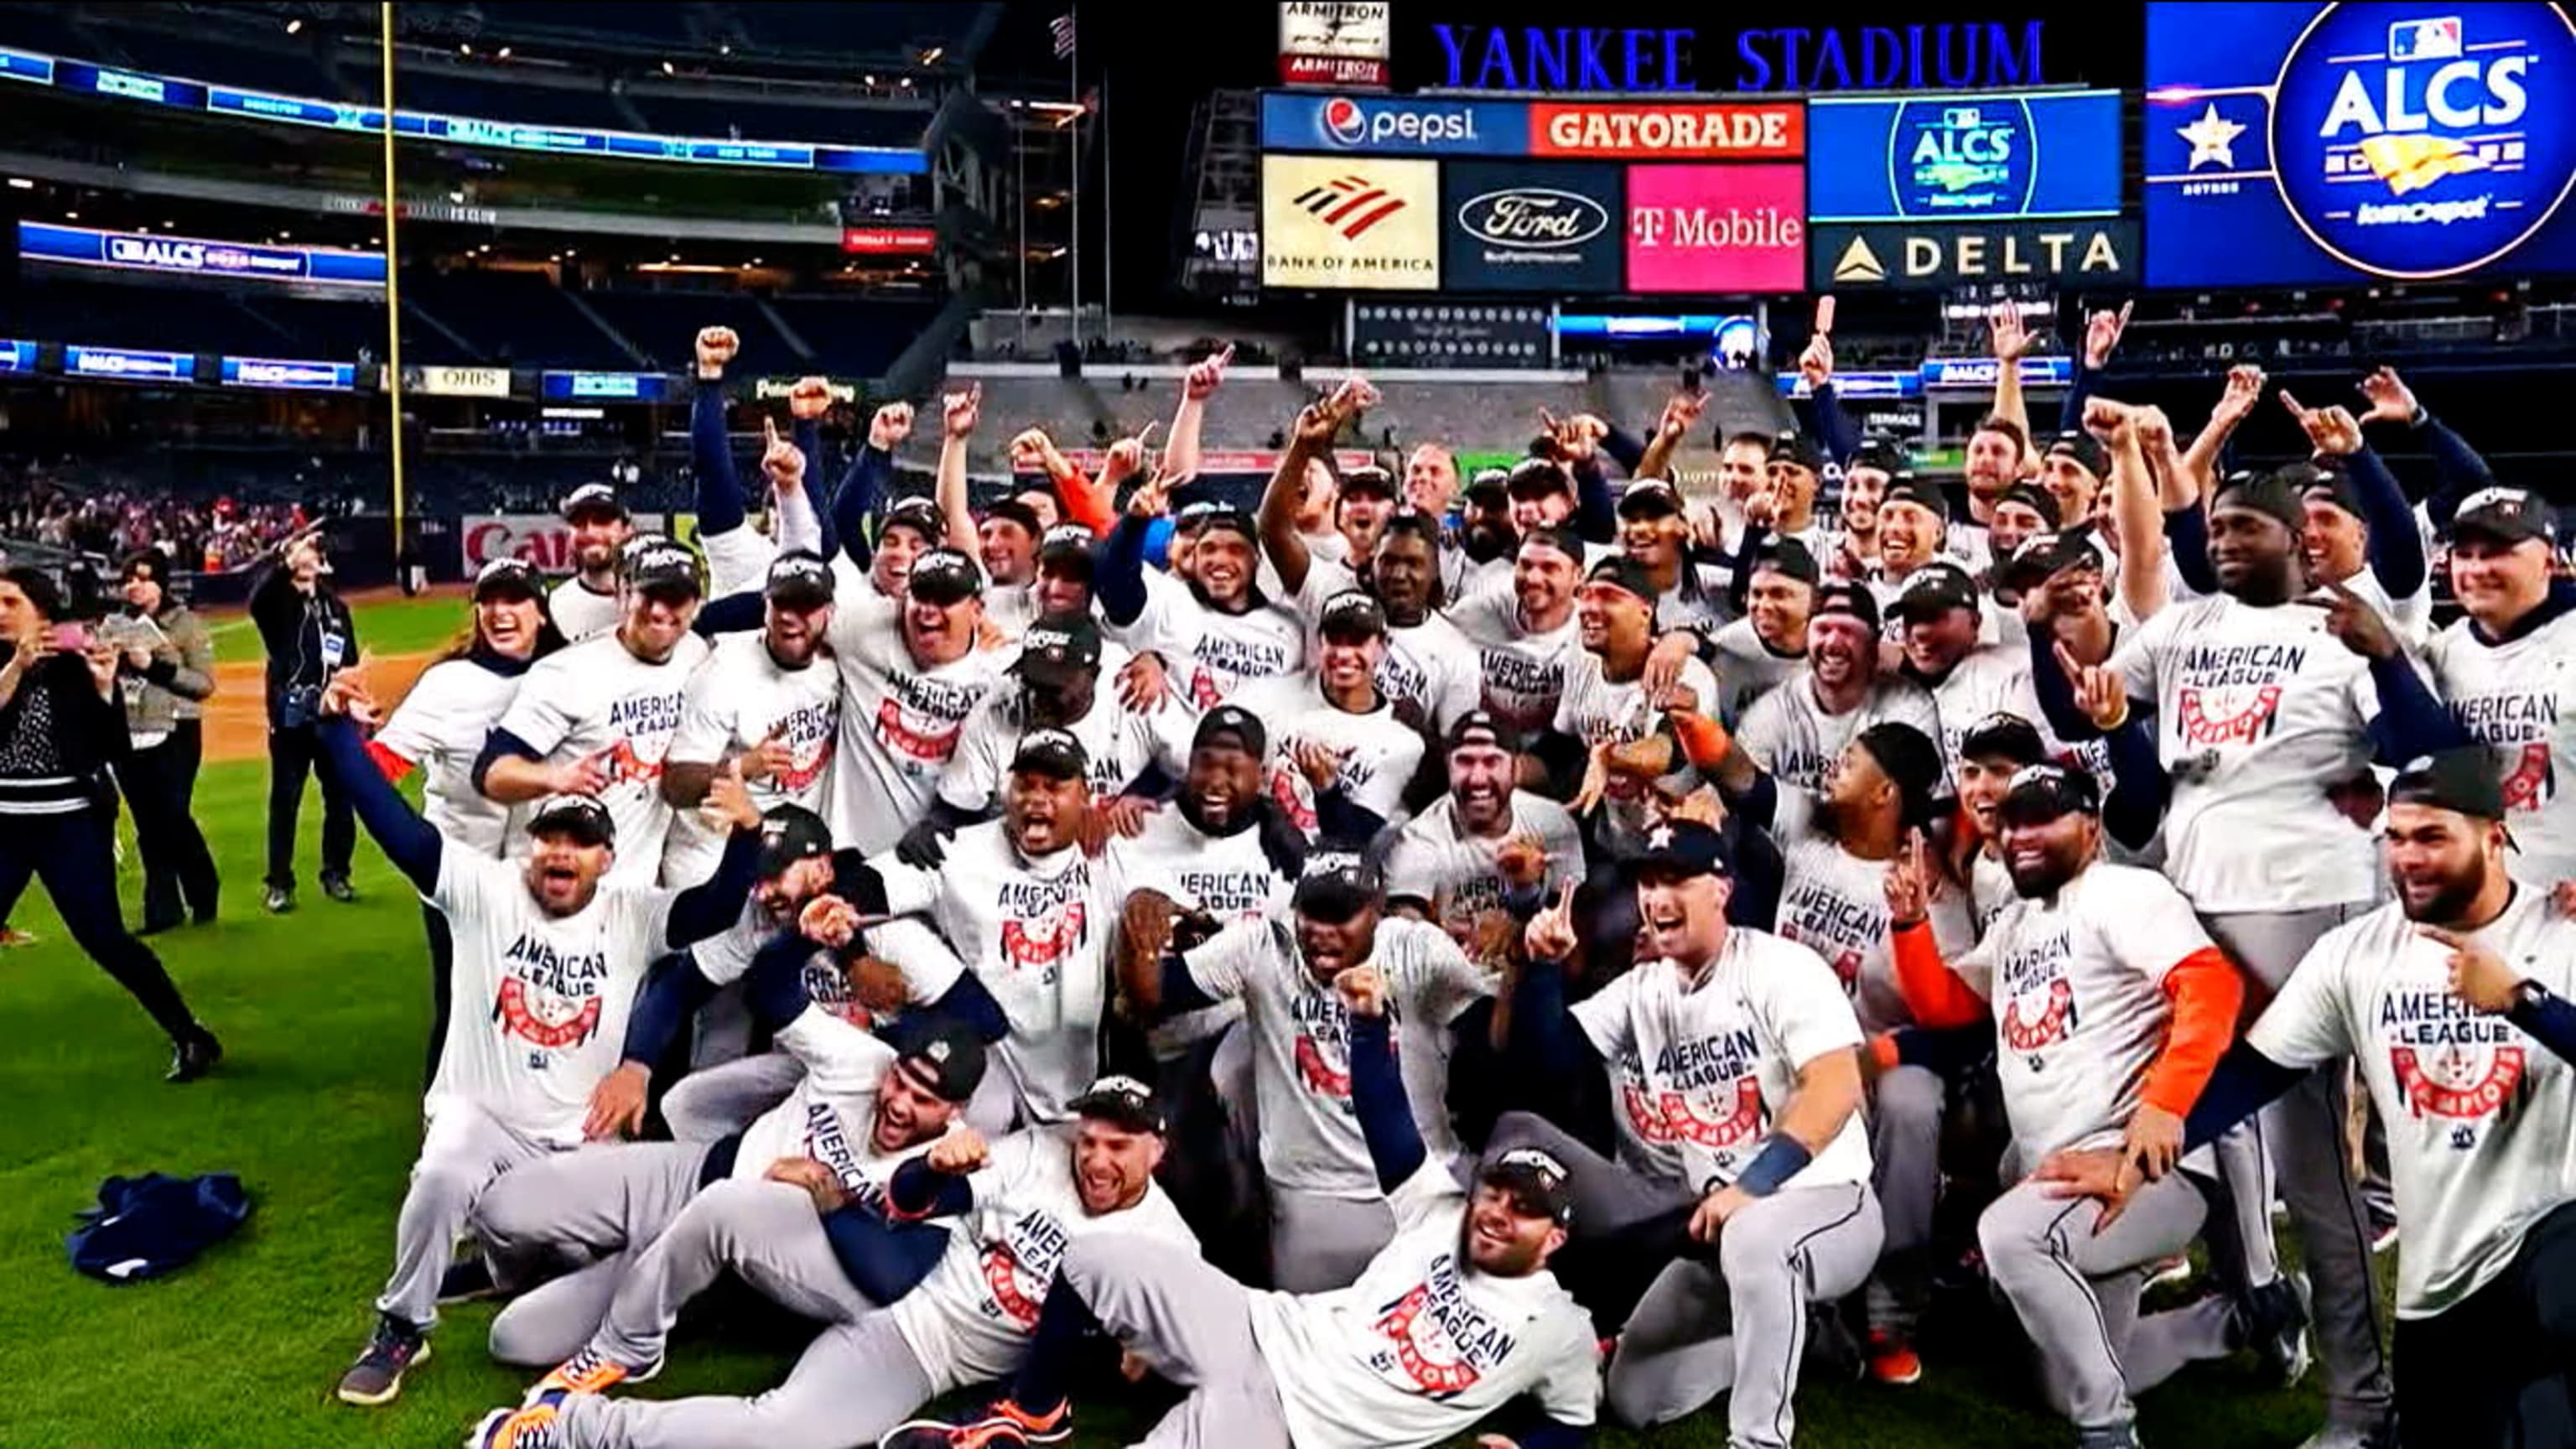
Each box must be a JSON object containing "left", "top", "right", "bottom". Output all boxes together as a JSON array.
[
  {"left": 1053, "top": 462, "right": 1116, "bottom": 537},
  {"left": 366, "top": 740, "right": 416, "bottom": 784},
  {"left": 1670, "top": 710, "right": 1731, "bottom": 771},
  {"left": 2140, "top": 947, "right": 2246, "bottom": 1118},
  {"left": 1889, "top": 919, "right": 1986, "bottom": 1031}
]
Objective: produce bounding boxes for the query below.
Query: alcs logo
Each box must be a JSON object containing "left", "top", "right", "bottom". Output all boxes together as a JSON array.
[
  {"left": 2272, "top": 2, "right": 2576, "bottom": 278},
  {"left": 1894, "top": 97, "right": 2036, "bottom": 216}
]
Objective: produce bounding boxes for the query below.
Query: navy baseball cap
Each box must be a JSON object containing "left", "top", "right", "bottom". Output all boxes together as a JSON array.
[
  {"left": 1013, "top": 611, "right": 1104, "bottom": 684},
  {"left": 1584, "top": 554, "right": 1659, "bottom": 604},
  {"left": 527, "top": 793, "right": 615, "bottom": 847},
  {"left": 1507, "top": 458, "right": 1574, "bottom": 501},
  {"left": 2044, "top": 431, "right": 2110, "bottom": 480},
  {"left": 1293, "top": 857, "right": 1384, "bottom": 923},
  {"left": 1479, "top": 1146, "right": 1576, "bottom": 1226},
  {"left": 2389, "top": 748, "right": 2510, "bottom": 822},
  {"left": 1070, "top": 1073, "right": 1166, "bottom": 1134},
  {"left": 1616, "top": 478, "right": 1685, "bottom": 520},
  {"left": 906, "top": 548, "right": 984, "bottom": 605},
  {"left": 1193, "top": 705, "right": 1267, "bottom": 756},
  {"left": 1882, "top": 478, "right": 1950, "bottom": 522},
  {"left": 1893, "top": 561, "right": 1981, "bottom": 623},
  {"left": 2453, "top": 486, "right": 2558, "bottom": 548},
  {"left": 621, "top": 534, "right": 702, "bottom": 595},
  {"left": 1997, "top": 526, "right": 2104, "bottom": 592},
  {"left": 765, "top": 550, "right": 836, "bottom": 609},
  {"left": 1848, "top": 438, "right": 1907, "bottom": 476},
  {"left": 1010, "top": 728, "right": 1090, "bottom": 782},
  {"left": 1036, "top": 524, "right": 1097, "bottom": 579},
  {"left": 1319, "top": 589, "right": 1388, "bottom": 641},
  {"left": 882, "top": 497, "right": 947, "bottom": 543},
  {"left": 2216, "top": 470, "right": 2309, "bottom": 536},
  {"left": 1768, "top": 432, "right": 1826, "bottom": 476},
  {"left": 1810, "top": 579, "right": 1881, "bottom": 634},
  {"left": 1998, "top": 762, "right": 2102, "bottom": 826},
  {"left": 1632, "top": 819, "right": 1732, "bottom": 878},
  {"left": 1196, "top": 506, "right": 1259, "bottom": 544},
  {"left": 754, "top": 804, "right": 834, "bottom": 878},
  {"left": 1445, "top": 709, "right": 1521, "bottom": 756},
  {"left": 1748, "top": 537, "right": 1820, "bottom": 588},
  {"left": 889, "top": 1014, "right": 989, "bottom": 1104},
  {"left": 560, "top": 482, "right": 628, "bottom": 522},
  {"left": 472, "top": 557, "right": 545, "bottom": 603},
  {"left": 1997, "top": 482, "right": 2063, "bottom": 529},
  {"left": 1961, "top": 712, "right": 2050, "bottom": 769}
]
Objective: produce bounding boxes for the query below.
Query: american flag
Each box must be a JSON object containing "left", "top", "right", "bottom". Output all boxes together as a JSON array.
[{"left": 1049, "top": 13, "right": 1076, "bottom": 59}]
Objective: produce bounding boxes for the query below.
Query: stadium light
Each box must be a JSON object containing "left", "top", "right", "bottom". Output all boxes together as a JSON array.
[
  {"left": 5, "top": 178, "right": 31, "bottom": 190},
  {"left": 459, "top": 43, "right": 471, "bottom": 55},
  {"left": 661, "top": 60, "right": 675, "bottom": 75},
  {"left": 864, "top": 74, "right": 877, "bottom": 86},
  {"left": 497, "top": 46, "right": 512, "bottom": 60},
  {"left": 921, "top": 47, "right": 943, "bottom": 64},
  {"left": 63, "top": 210, "right": 76, "bottom": 220},
  {"left": 285, "top": 17, "right": 302, "bottom": 34}
]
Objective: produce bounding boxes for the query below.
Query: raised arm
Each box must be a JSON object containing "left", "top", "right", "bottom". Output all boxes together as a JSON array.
[
  {"left": 1165, "top": 345, "right": 1231, "bottom": 484},
  {"left": 689, "top": 327, "right": 751, "bottom": 541},
  {"left": 1261, "top": 385, "right": 1367, "bottom": 596},
  {"left": 2284, "top": 391, "right": 2425, "bottom": 595},
  {"left": 1339, "top": 965, "right": 1428, "bottom": 1192},
  {"left": 2060, "top": 301, "right": 2130, "bottom": 436},
  {"left": 313, "top": 702, "right": 442, "bottom": 893},
  {"left": 2181, "top": 365, "right": 2264, "bottom": 501},
  {"left": 1987, "top": 303, "right": 2038, "bottom": 452},
  {"left": 2090, "top": 398, "right": 2169, "bottom": 623},
  {"left": 933, "top": 383, "right": 983, "bottom": 554}
]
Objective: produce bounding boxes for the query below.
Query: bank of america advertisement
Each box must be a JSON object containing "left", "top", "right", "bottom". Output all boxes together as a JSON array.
[{"left": 1260, "top": 154, "right": 1441, "bottom": 289}]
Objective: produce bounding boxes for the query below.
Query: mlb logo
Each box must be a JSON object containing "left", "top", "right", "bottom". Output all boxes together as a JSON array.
[
  {"left": 1941, "top": 106, "right": 1984, "bottom": 128},
  {"left": 2388, "top": 16, "right": 2463, "bottom": 60}
]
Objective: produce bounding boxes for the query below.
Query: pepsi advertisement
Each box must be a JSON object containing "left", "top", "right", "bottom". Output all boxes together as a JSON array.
[
  {"left": 2144, "top": 2, "right": 2576, "bottom": 285},
  {"left": 1442, "top": 161, "right": 1623, "bottom": 291},
  {"left": 1807, "top": 89, "right": 2123, "bottom": 221},
  {"left": 1260, "top": 92, "right": 1530, "bottom": 155}
]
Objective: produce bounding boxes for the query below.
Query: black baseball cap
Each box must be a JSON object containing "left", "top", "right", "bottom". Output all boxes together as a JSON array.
[
  {"left": 907, "top": 548, "right": 984, "bottom": 605},
  {"left": 1857, "top": 721, "right": 1946, "bottom": 826},
  {"left": 765, "top": 549, "right": 836, "bottom": 609},
  {"left": 2044, "top": 431, "right": 2110, "bottom": 480},
  {"left": 1173, "top": 500, "right": 1220, "bottom": 532},
  {"left": 1069, "top": 1073, "right": 1165, "bottom": 1134},
  {"left": 1197, "top": 506, "right": 1259, "bottom": 545},
  {"left": 2215, "top": 470, "right": 2310, "bottom": 537},
  {"left": 1998, "top": 761, "right": 2102, "bottom": 826},
  {"left": 2452, "top": 486, "right": 2558, "bottom": 548},
  {"left": 1893, "top": 561, "right": 1981, "bottom": 623},
  {"left": 1998, "top": 526, "right": 2105, "bottom": 592},
  {"left": 1013, "top": 611, "right": 1103, "bottom": 684},
  {"left": 1445, "top": 709, "right": 1521, "bottom": 756},
  {"left": 1632, "top": 818, "right": 1732, "bottom": 878},
  {"left": 1292, "top": 857, "right": 1384, "bottom": 923},
  {"left": 1464, "top": 467, "right": 1511, "bottom": 504},
  {"left": 1882, "top": 478, "right": 1950, "bottom": 522},
  {"left": 1748, "top": 536, "right": 1820, "bottom": 588},
  {"left": 1010, "top": 727, "right": 1090, "bottom": 782},
  {"left": 882, "top": 497, "right": 947, "bottom": 543},
  {"left": 1997, "top": 482, "right": 2063, "bottom": 529},
  {"left": 1768, "top": 432, "right": 1826, "bottom": 476},
  {"left": 1583, "top": 554, "right": 1659, "bottom": 605},
  {"left": 984, "top": 498, "right": 1043, "bottom": 538},
  {"left": 1810, "top": 579, "right": 1881, "bottom": 634},
  {"left": 1193, "top": 704, "right": 1267, "bottom": 757},
  {"left": 1518, "top": 523, "right": 1585, "bottom": 561},
  {"left": 1319, "top": 589, "right": 1387, "bottom": 641},
  {"left": 1507, "top": 457, "right": 1574, "bottom": 501},
  {"left": 1036, "top": 524, "right": 1097, "bottom": 579},
  {"left": 1961, "top": 712, "right": 2050, "bottom": 769},
  {"left": 1338, "top": 465, "right": 1397, "bottom": 501},
  {"left": 621, "top": 534, "right": 702, "bottom": 596},
  {"left": 1616, "top": 478, "right": 1685, "bottom": 520},
  {"left": 560, "top": 482, "right": 629, "bottom": 522},
  {"left": 2389, "top": 748, "right": 2510, "bottom": 822},
  {"left": 2298, "top": 468, "right": 2366, "bottom": 522},
  {"left": 754, "top": 803, "right": 834, "bottom": 878},
  {"left": 472, "top": 557, "right": 545, "bottom": 603},
  {"left": 1848, "top": 438, "right": 1907, "bottom": 476},
  {"left": 1478, "top": 1145, "right": 1576, "bottom": 1226},
  {"left": 527, "top": 793, "right": 615, "bottom": 847},
  {"left": 888, "top": 1014, "right": 989, "bottom": 1104}
]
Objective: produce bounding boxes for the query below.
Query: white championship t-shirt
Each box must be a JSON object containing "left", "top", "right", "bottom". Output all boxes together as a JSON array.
[
  {"left": 1383, "top": 791, "right": 1583, "bottom": 938},
  {"left": 1553, "top": 652, "right": 1720, "bottom": 856},
  {"left": 1229, "top": 674, "right": 1428, "bottom": 840},
  {"left": 661, "top": 631, "right": 841, "bottom": 886},
  {"left": 1446, "top": 580, "right": 1579, "bottom": 737},
  {"left": 2248, "top": 891, "right": 2576, "bottom": 1317},
  {"left": 2424, "top": 607, "right": 2576, "bottom": 891},
  {"left": 427, "top": 849, "right": 675, "bottom": 1146},
  {"left": 1183, "top": 914, "right": 1491, "bottom": 1197},
  {"left": 373, "top": 656, "right": 524, "bottom": 858},
  {"left": 726, "top": 1009, "right": 954, "bottom": 1208},
  {"left": 548, "top": 576, "right": 620, "bottom": 643},
  {"left": 1127, "top": 569, "right": 1307, "bottom": 712},
  {"left": 1249, "top": 1158, "right": 1598, "bottom": 1449},
  {"left": 1296, "top": 559, "right": 1484, "bottom": 733},
  {"left": 494, "top": 631, "right": 711, "bottom": 884},
  {"left": 1571, "top": 928, "right": 1875, "bottom": 1193},
  {"left": 1707, "top": 618, "right": 1805, "bottom": 729},
  {"left": 825, "top": 606, "right": 1018, "bottom": 856},
  {"left": 1737, "top": 671, "right": 1943, "bottom": 797},
  {"left": 938, "top": 687, "right": 1194, "bottom": 816}
]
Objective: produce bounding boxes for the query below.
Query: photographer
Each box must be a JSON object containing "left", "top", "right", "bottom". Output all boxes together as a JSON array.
[
  {"left": 0, "top": 565, "right": 220, "bottom": 1080},
  {"left": 250, "top": 525, "right": 359, "bottom": 913},
  {"left": 112, "top": 551, "right": 220, "bottom": 933}
]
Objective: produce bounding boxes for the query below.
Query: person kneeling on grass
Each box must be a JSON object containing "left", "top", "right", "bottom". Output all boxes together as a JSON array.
[{"left": 304, "top": 669, "right": 763, "bottom": 1407}]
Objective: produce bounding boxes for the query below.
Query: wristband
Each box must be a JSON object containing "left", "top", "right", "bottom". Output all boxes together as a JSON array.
[{"left": 1730, "top": 1133, "right": 1813, "bottom": 1198}]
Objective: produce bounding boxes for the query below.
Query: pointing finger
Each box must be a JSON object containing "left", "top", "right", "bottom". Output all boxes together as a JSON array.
[
  {"left": 1213, "top": 343, "right": 1235, "bottom": 367},
  {"left": 2412, "top": 923, "right": 2466, "bottom": 950}
]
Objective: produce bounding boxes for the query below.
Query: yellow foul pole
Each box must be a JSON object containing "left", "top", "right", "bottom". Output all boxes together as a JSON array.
[{"left": 379, "top": 3, "right": 407, "bottom": 553}]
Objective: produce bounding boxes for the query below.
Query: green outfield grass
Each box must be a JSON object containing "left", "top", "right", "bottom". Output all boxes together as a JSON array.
[
  {"left": 0, "top": 600, "right": 2348, "bottom": 1449},
  {"left": 209, "top": 589, "right": 474, "bottom": 666}
]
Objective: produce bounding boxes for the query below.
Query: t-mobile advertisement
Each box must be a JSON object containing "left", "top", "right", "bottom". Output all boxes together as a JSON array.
[{"left": 1623, "top": 163, "right": 1806, "bottom": 293}]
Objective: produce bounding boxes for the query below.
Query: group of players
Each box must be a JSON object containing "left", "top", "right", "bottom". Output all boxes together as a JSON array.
[{"left": 293, "top": 312, "right": 2574, "bottom": 1449}]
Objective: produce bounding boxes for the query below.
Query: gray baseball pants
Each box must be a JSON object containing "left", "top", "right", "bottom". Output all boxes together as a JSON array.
[
  {"left": 1864, "top": 1062, "right": 1944, "bottom": 1337},
  {"left": 1980, "top": 1168, "right": 2235, "bottom": 1434},
  {"left": 466, "top": 1141, "right": 711, "bottom": 1367},
  {"left": 2205, "top": 905, "right": 2395, "bottom": 1427},
  {"left": 557, "top": 1310, "right": 936, "bottom": 1449},
  {"left": 1055, "top": 1233, "right": 1296, "bottom": 1449},
  {"left": 662, "top": 1052, "right": 805, "bottom": 1142},
  {"left": 377, "top": 1098, "right": 560, "bottom": 1332},
  {"left": 1268, "top": 1185, "right": 1397, "bottom": 1292},
  {"left": 588, "top": 1178, "right": 877, "bottom": 1369}
]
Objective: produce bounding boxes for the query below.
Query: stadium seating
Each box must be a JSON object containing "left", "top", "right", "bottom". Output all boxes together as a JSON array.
[
  {"left": 578, "top": 291, "right": 803, "bottom": 376},
  {"left": 626, "top": 91, "right": 931, "bottom": 148},
  {"left": 402, "top": 270, "right": 631, "bottom": 370}
]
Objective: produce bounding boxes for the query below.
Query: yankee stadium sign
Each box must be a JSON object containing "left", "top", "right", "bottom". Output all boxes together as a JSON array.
[{"left": 1426, "top": 20, "right": 2049, "bottom": 92}]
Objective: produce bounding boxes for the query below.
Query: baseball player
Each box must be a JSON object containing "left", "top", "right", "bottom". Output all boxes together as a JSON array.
[
  {"left": 2033, "top": 466, "right": 2474, "bottom": 1444},
  {"left": 1613, "top": 476, "right": 1734, "bottom": 636},
  {"left": 657, "top": 551, "right": 839, "bottom": 887},
  {"left": 548, "top": 484, "right": 636, "bottom": 643},
  {"left": 1888, "top": 561, "right": 2054, "bottom": 771},
  {"left": 883, "top": 969, "right": 1597, "bottom": 1449},
  {"left": 688, "top": 326, "right": 825, "bottom": 600},
  {"left": 1447, "top": 523, "right": 1585, "bottom": 737},
  {"left": 1705, "top": 536, "right": 1815, "bottom": 728},
  {"left": 470, "top": 1078, "right": 1197, "bottom": 1449},
  {"left": 1885, "top": 763, "right": 2277, "bottom": 1446},
  {"left": 2038, "top": 750, "right": 2576, "bottom": 1446},
  {"left": 1737, "top": 580, "right": 1941, "bottom": 797},
  {"left": 1384, "top": 712, "right": 1583, "bottom": 948},
  {"left": 1228, "top": 591, "right": 1428, "bottom": 849},
  {"left": 307, "top": 684, "right": 761, "bottom": 1407},
  {"left": 368, "top": 557, "right": 561, "bottom": 1081},
  {"left": 479, "top": 535, "right": 711, "bottom": 885},
  {"left": 1546, "top": 555, "right": 1719, "bottom": 859},
  {"left": 820, "top": 545, "right": 1016, "bottom": 856},
  {"left": 1500, "top": 820, "right": 1881, "bottom": 1444},
  {"left": 1097, "top": 473, "right": 1305, "bottom": 712},
  {"left": 1268, "top": 460, "right": 1483, "bottom": 732},
  {"left": 1115, "top": 858, "right": 1491, "bottom": 1291},
  {"left": 2420, "top": 487, "right": 2576, "bottom": 891}
]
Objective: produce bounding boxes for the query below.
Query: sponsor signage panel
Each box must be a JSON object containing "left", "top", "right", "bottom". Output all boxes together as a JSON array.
[
  {"left": 463, "top": 513, "right": 673, "bottom": 572},
  {"left": 840, "top": 225, "right": 937, "bottom": 254},
  {"left": 538, "top": 371, "right": 673, "bottom": 403},
  {"left": 220, "top": 356, "right": 356, "bottom": 390},
  {"left": 1806, "top": 89, "right": 2122, "bottom": 221},
  {"left": 1351, "top": 302, "right": 1552, "bottom": 366},
  {"left": 65, "top": 345, "right": 192, "bottom": 381},
  {"left": 2143, "top": 2, "right": 2576, "bottom": 284},
  {"left": 1260, "top": 92, "right": 1529, "bottom": 155},
  {"left": 1260, "top": 154, "right": 1441, "bottom": 289},
  {"left": 415, "top": 366, "right": 513, "bottom": 397},
  {"left": 1442, "top": 161, "right": 1621, "bottom": 292},
  {"left": 1532, "top": 101, "right": 1803, "bottom": 159},
  {"left": 19, "top": 221, "right": 386, "bottom": 286},
  {"left": 1422, "top": 20, "right": 2053, "bottom": 93},
  {"left": 0, "top": 340, "right": 36, "bottom": 373},
  {"left": 1810, "top": 219, "right": 2139, "bottom": 288},
  {"left": 1625, "top": 164, "right": 1806, "bottom": 293},
  {"left": 1279, "top": 2, "right": 1393, "bottom": 87}
]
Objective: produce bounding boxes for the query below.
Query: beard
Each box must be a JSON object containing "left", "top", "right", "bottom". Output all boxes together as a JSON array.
[
  {"left": 2007, "top": 851, "right": 2080, "bottom": 900},
  {"left": 2397, "top": 866, "right": 2487, "bottom": 924},
  {"left": 1462, "top": 521, "right": 1517, "bottom": 564}
]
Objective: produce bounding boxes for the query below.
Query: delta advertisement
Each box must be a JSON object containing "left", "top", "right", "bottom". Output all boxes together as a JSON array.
[{"left": 2142, "top": 1, "right": 2576, "bottom": 285}]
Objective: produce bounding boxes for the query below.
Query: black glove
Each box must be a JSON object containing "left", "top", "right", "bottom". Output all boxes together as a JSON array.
[
  {"left": 1254, "top": 798, "right": 1309, "bottom": 882},
  {"left": 894, "top": 818, "right": 953, "bottom": 870}
]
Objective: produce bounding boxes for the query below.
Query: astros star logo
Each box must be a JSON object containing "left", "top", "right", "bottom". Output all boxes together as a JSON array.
[{"left": 2179, "top": 103, "right": 2246, "bottom": 170}]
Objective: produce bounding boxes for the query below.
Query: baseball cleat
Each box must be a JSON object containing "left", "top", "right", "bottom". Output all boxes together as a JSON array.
[
  {"left": 336, "top": 1314, "right": 430, "bottom": 1405},
  {"left": 1865, "top": 1329, "right": 1924, "bottom": 1385},
  {"left": 880, "top": 1397, "right": 1072, "bottom": 1449},
  {"left": 263, "top": 886, "right": 294, "bottom": 915},
  {"left": 321, "top": 873, "right": 357, "bottom": 903},
  {"left": 166, "top": 1028, "right": 222, "bottom": 1084},
  {"left": 469, "top": 1397, "right": 564, "bottom": 1449},
  {"left": 528, "top": 1348, "right": 658, "bottom": 1402}
]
